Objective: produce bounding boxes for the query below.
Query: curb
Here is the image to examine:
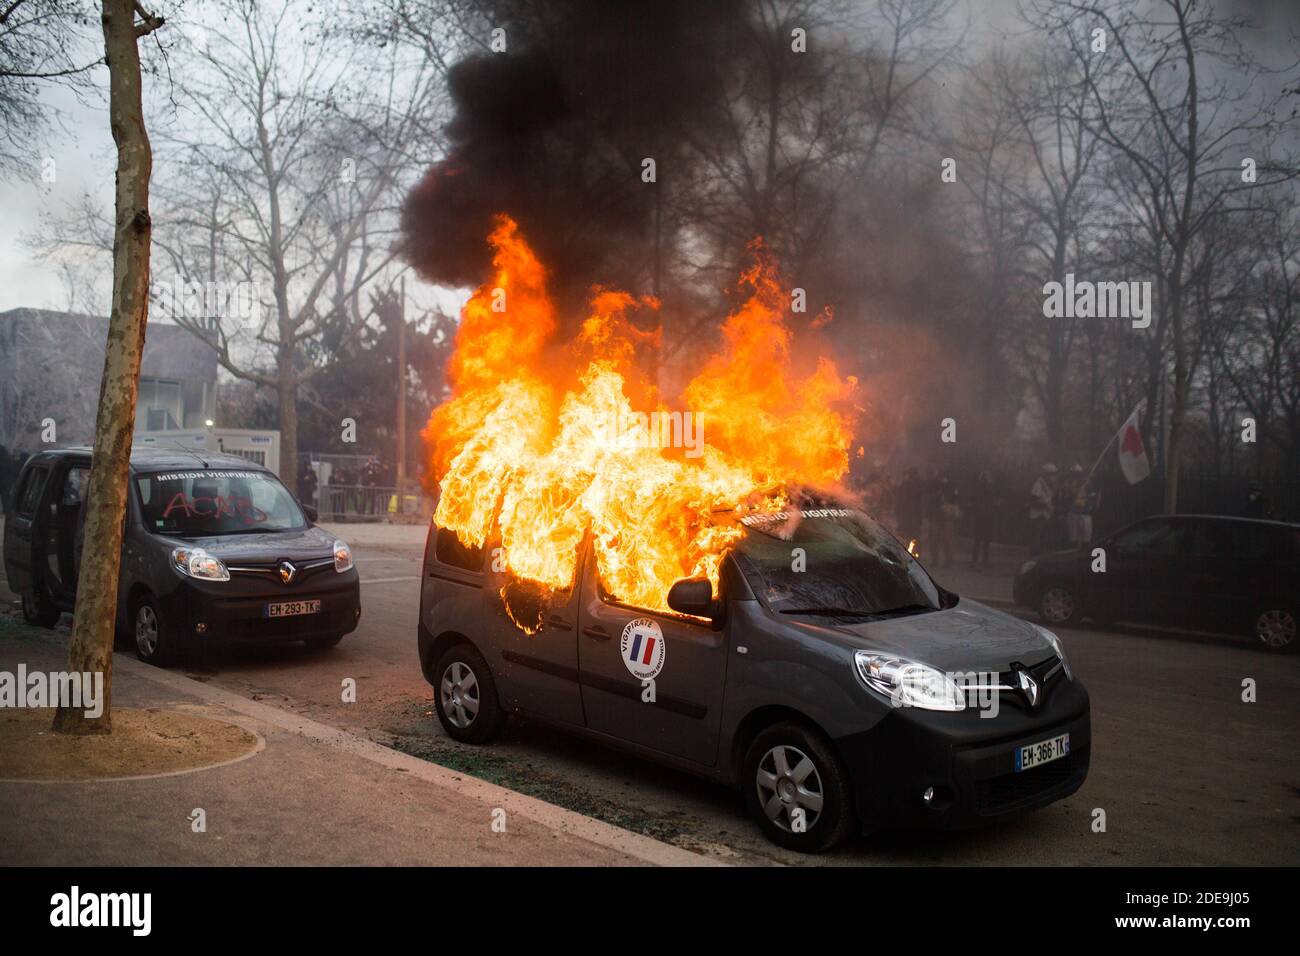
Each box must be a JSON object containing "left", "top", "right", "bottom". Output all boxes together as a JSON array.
[{"left": 109, "top": 651, "right": 725, "bottom": 867}]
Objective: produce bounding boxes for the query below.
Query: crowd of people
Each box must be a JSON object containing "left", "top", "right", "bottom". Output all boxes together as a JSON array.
[
  {"left": 854, "top": 463, "right": 1102, "bottom": 568},
  {"left": 301, "top": 456, "right": 395, "bottom": 517}
]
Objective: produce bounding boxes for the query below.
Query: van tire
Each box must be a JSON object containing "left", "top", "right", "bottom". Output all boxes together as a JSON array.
[
  {"left": 305, "top": 633, "right": 345, "bottom": 651},
  {"left": 132, "top": 593, "right": 174, "bottom": 666},
  {"left": 1038, "top": 584, "right": 1078, "bottom": 627},
  {"left": 743, "top": 721, "right": 855, "bottom": 853},
  {"left": 21, "top": 589, "right": 61, "bottom": 628},
  {"left": 1253, "top": 605, "right": 1297, "bottom": 654},
  {"left": 433, "top": 642, "right": 503, "bottom": 744}
]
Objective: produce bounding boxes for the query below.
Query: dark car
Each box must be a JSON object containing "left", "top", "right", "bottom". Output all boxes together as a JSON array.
[
  {"left": 4, "top": 447, "right": 360, "bottom": 663},
  {"left": 1013, "top": 514, "right": 1300, "bottom": 653},
  {"left": 418, "top": 505, "right": 1089, "bottom": 852}
]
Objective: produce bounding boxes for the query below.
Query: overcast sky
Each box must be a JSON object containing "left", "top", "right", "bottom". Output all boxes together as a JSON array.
[{"left": 1, "top": 0, "right": 1295, "bottom": 319}]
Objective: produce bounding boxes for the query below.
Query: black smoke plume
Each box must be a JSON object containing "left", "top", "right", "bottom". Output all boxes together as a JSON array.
[{"left": 400, "top": 0, "right": 746, "bottom": 312}]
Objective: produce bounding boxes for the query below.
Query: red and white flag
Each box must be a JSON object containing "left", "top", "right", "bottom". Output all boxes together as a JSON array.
[{"left": 1117, "top": 400, "right": 1150, "bottom": 485}]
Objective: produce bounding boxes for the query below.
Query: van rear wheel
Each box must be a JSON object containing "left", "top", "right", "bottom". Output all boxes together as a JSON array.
[
  {"left": 743, "top": 722, "right": 855, "bottom": 853},
  {"left": 21, "top": 589, "right": 60, "bottom": 628},
  {"left": 433, "top": 643, "right": 503, "bottom": 743}
]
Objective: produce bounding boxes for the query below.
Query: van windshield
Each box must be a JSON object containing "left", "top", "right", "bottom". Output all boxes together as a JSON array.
[
  {"left": 735, "top": 507, "right": 949, "bottom": 619},
  {"left": 135, "top": 469, "right": 306, "bottom": 536}
]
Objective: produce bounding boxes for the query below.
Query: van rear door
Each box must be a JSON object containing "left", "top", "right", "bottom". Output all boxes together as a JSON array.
[
  {"left": 422, "top": 525, "right": 585, "bottom": 727},
  {"left": 3, "top": 461, "right": 52, "bottom": 596}
]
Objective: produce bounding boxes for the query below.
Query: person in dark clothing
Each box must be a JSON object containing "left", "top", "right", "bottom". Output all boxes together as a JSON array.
[
  {"left": 0, "top": 444, "right": 19, "bottom": 518},
  {"left": 931, "top": 470, "right": 960, "bottom": 568},
  {"left": 329, "top": 466, "right": 348, "bottom": 519},
  {"left": 299, "top": 462, "right": 318, "bottom": 510},
  {"left": 969, "top": 470, "right": 998, "bottom": 568},
  {"left": 1243, "top": 481, "right": 1274, "bottom": 520},
  {"left": 894, "top": 467, "right": 925, "bottom": 549},
  {"left": 362, "top": 457, "right": 381, "bottom": 515},
  {"left": 1028, "top": 463, "right": 1056, "bottom": 555}
]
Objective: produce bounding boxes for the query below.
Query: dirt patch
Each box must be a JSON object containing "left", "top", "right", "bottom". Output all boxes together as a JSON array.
[{"left": 0, "top": 708, "right": 261, "bottom": 782}]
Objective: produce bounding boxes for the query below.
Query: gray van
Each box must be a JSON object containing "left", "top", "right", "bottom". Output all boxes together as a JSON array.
[
  {"left": 4, "top": 448, "right": 360, "bottom": 663},
  {"left": 417, "top": 504, "right": 1089, "bottom": 852}
]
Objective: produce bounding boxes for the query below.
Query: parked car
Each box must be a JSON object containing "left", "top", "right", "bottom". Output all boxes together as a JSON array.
[
  {"left": 418, "top": 504, "right": 1090, "bottom": 852},
  {"left": 1013, "top": 514, "right": 1300, "bottom": 653},
  {"left": 3, "top": 447, "right": 360, "bottom": 663}
]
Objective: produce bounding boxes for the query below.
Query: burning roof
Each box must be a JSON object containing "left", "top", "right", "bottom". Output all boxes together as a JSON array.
[{"left": 424, "top": 215, "right": 859, "bottom": 629}]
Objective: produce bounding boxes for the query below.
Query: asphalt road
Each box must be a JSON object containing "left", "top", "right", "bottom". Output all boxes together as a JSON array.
[{"left": 120, "top": 531, "right": 1299, "bottom": 867}]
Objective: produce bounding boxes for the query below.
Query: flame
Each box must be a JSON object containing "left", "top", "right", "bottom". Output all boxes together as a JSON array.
[{"left": 424, "top": 216, "right": 858, "bottom": 623}]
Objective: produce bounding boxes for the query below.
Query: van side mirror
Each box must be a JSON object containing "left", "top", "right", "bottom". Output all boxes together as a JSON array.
[
  {"left": 303, "top": 504, "right": 318, "bottom": 524},
  {"left": 667, "top": 577, "right": 715, "bottom": 618}
]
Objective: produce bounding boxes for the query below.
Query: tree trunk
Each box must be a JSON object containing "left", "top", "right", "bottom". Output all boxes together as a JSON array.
[
  {"left": 1164, "top": 253, "right": 1189, "bottom": 514},
  {"left": 1044, "top": 230, "right": 1069, "bottom": 465},
  {"left": 278, "top": 364, "right": 298, "bottom": 495},
  {"left": 396, "top": 277, "right": 407, "bottom": 486},
  {"left": 53, "top": 0, "right": 163, "bottom": 735}
]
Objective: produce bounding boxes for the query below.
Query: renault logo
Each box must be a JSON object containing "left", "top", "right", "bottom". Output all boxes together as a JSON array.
[
  {"left": 1016, "top": 670, "right": 1040, "bottom": 707},
  {"left": 278, "top": 561, "right": 297, "bottom": 584}
]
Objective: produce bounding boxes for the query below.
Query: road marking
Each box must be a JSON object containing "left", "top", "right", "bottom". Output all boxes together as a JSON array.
[{"left": 360, "top": 576, "right": 422, "bottom": 585}]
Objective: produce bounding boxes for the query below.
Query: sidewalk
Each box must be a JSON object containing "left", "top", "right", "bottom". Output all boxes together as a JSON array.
[{"left": 0, "top": 619, "right": 717, "bottom": 866}]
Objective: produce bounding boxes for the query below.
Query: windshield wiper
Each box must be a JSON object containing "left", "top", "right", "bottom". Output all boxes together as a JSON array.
[
  {"left": 862, "top": 603, "right": 935, "bottom": 619},
  {"left": 779, "top": 606, "right": 875, "bottom": 617},
  {"left": 779, "top": 602, "right": 937, "bottom": 620}
]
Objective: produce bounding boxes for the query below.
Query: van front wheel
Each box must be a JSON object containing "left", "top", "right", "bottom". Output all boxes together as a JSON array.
[
  {"left": 743, "top": 722, "right": 855, "bottom": 853},
  {"left": 133, "top": 594, "right": 174, "bottom": 666}
]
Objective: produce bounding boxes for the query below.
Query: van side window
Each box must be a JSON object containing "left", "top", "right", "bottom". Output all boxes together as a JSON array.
[
  {"left": 16, "top": 467, "right": 49, "bottom": 517},
  {"left": 435, "top": 527, "right": 484, "bottom": 571},
  {"left": 61, "top": 467, "right": 89, "bottom": 507}
]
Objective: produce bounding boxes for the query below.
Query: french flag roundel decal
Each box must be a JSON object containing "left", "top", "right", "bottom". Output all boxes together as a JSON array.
[{"left": 620, "top": 618, "right": 666, "bottom": 680}]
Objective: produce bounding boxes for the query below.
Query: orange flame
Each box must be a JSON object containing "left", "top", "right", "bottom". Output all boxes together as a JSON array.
[{"left": 424, "top": 216, "right": 857, "bottom": 623}]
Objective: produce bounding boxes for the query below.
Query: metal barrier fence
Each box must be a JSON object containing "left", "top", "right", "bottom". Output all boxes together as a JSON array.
[{"left": 309, "top": 484, "right": 431, "bottom": 523}]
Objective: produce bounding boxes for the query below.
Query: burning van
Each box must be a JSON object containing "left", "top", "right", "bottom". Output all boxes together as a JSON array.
[
  {"left": 418, "top": 504, "right": 1090, "bottom": 852},
  {"left": 415, "top": 218, "right": 1088, "bottom": 851}
]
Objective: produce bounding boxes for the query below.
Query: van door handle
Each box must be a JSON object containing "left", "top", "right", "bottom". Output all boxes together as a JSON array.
[
  {"left": 582, "top": 625, "right": 610, "bottom": 642},
  {"left": 547, "top": 615, "right": 572, "bottom": 630}
]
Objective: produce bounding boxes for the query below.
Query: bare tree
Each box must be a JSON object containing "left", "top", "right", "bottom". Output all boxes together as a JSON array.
[
  {"left": 1213, "top": 198, "right": 1300, "bottom": 480},
  {"left": 1045, "top": 0, "right": 1298, "bottom": 510},
  {"left": 0, "top": 0, "right": 103, "bottom": 178},
  {"left": 149, "top": 0, "right": 450, "bottom": 492},
  {"left": 52, "top": 0, "right": 164, "bottom": 736}
]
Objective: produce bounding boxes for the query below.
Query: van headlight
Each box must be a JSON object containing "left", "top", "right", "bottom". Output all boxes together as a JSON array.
[
  {"left": 171, "top": 547, "right": 230, "bottom": 582},
  {"left": 854, "top": 651, "right": 965, "bottom": 711},
  {"left": 333, "top": 539, "right": 354, "bottom": 573},
  {"left": 1035, "top": 625, "right": 1073, "bottom": 680}
]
